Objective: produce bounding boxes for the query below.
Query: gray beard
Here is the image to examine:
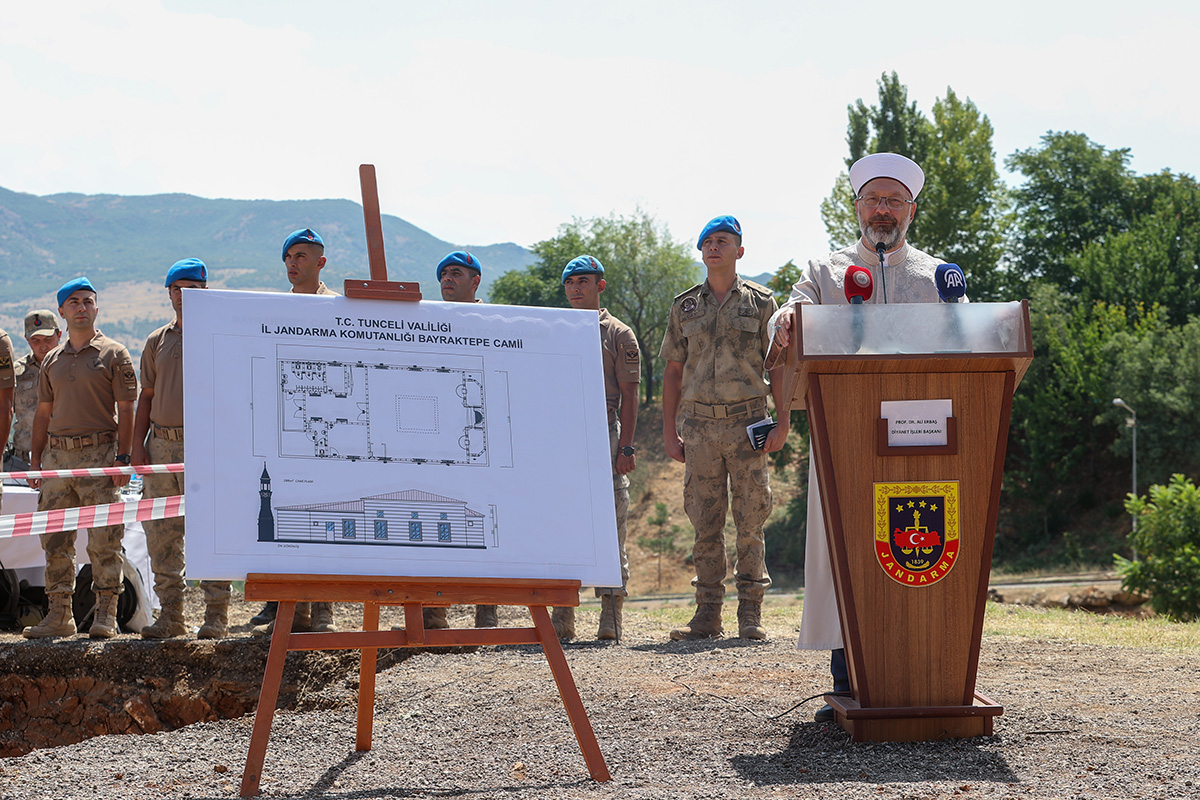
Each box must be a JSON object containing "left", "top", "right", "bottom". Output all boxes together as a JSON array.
[{"left": 861, "top": 222, "right": 904, "bottom": 252}]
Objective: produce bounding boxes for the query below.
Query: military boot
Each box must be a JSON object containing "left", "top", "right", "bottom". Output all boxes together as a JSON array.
[
  {"left": 252, "top": 602, "right": 313, "bottom": 637},
  {"left": 249, "top": 602, "right": 277, "bottom": 625},
  {"left": 90, "top": 591, "right": 121, "bottom": 639},
  {"left": 551, "top": 606, "right": 576, "bottom": 641},
  {"left": 141, "top": 594, "right": 187, "bottom": 639},
  {"left": 474, "top": 604, "right": 499, "bottom": 628},
  {"left": 737, "top": 599, "right": 767, "bottom": 640},
  {"left": 423, "top": 607, "right": 449, "bottom": 629},
  {"left": 597, "top": 595, "right": 624, "bottom": 641},
  {"left": 669, "top": 602, "right": 723, "bottom": 640},
  {"left": 197, "top": 599, "right": 229, "bottom": 639},
  {"left": 22, "top": 592, "right": 76, "bottom": 639},
  {"left": 310, "top": 602, "right": 336, "bottom": 633}
]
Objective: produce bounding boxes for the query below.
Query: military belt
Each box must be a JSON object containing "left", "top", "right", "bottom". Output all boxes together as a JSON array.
[
  {"left": 48, "top": 431, "right": 116, "bottom": 451},
  {"left": 683, "top": 398, "right": 767, "bottom": 420},
  {"left": 152, "top": 423, "right": 185, "bottom": 442}
]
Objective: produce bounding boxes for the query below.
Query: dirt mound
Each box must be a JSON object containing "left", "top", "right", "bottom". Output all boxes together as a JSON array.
[{"left": 0, "top": 636, "right": 399, "bottom": 757}]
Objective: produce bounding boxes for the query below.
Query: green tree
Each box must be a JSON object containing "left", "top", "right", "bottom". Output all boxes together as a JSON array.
[
  {"left": 1001, "top": 285, "right": 1132, "bottom": 561},
  {"left": 1005, "top": 131, "right": 1137, "bottom": 295},
  {"left": 488, "top": 226, "right": 587, "bottom": 309},
  {"left": 822, "top": 73, "right": 1009, "bottom": 300},
  {"left": 1117, "top": 474, "right": 1200, "bottom": 621},
  {"left": 489, "top": 210, "right": 698, "bottom": 403},
  {"left": 1072, "top": 171, "right": 1200, "bottom": 324},
  {"left": 1105, "top": 312, "right": 1200, "bottom": 488}
]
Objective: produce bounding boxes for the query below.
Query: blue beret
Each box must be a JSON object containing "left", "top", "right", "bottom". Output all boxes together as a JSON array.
[
  {"left": 165, "top": 258, "right": 208, "bottom": 287},
  {"left": 561, "top": 255, "right": 605, "bottom": 283},
  {"left": 57, "top": 276, "right": 97, "bottom": 308},
  {"left": 282, "top": 228, "right": 324, "bottom": 261},
  {"left": 696, "top": 215, "right": 743, "bottom": 250},
  {"left": 436, "top": 251, "right": 482, "bottom": 280}
]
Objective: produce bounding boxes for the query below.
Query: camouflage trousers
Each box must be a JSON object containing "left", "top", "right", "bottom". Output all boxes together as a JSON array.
[
  {"left": 680, "top": 412, "right": 772, "bottom": 604},
  {"left": 37, "top": 441, "right": 124, "bottom": 595},
  {"left": 596, "top": 417, "right": 630, "bottom": 598},
  {"left": 142, "top": 433, "right": 230, "bottom": 605}
]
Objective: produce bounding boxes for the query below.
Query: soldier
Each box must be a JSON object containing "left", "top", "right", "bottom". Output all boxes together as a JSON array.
[
  {"left": 430, "top": 251, "right": 496, "bottom": 630},
  {"left": 23, "top": 277, "right": 137, "bottom": 640},
  {"left": 0, "top": 327, "right": 13, "bottom": 511},
  {"left": 253, "top": 228, "right": 338, "bottom": 634},
  {"left": 551, "top": 255, "right": 640, "bottom": 641},
  {"left": 283, "top": 227, "right": 338, "bottom": 296},
  {"left": 135, "top": 259, "right": 233, "bottom": 639},
  {"left": 10, "top": 311, "right": 62, "bottom": 467},
  {"left": 659, "top": 216, "right": 788, "bottom": 641},
  {"left": 438, "top": 250, "right": 483, "bottom": 303}
]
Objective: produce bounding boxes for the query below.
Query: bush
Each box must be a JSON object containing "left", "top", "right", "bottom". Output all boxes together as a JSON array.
[{"left": 1116, "top": 474, "right": 1200, "bottom": 621}]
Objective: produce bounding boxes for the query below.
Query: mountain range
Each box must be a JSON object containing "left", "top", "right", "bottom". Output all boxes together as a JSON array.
[{"left": 0, "top": 185, "right": 535, "bottom": 356}]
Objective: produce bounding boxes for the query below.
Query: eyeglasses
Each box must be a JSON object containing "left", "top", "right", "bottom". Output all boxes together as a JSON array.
[{"left": 856, "top": 195, "right": 915, "bottom": 211}]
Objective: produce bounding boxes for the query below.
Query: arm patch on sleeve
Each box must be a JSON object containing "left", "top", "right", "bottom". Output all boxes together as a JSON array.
[{"left": 121, "top": 364, "right": 138, "bottom": 390}]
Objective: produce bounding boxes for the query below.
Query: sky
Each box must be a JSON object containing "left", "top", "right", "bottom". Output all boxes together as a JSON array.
[{"left": 3, "top": 0, "right": 1198, "bottom": 276}]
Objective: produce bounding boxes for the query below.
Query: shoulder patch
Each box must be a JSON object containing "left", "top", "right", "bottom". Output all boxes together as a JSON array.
[
  {"left": 0, "top": 355, "right": 11, "bottom": 371},
  {"left": 121, "top": 363, "right": 138, "bottom": 390},
  {"left": 742, "top": 279, "right": 773, "bottom": 297}
]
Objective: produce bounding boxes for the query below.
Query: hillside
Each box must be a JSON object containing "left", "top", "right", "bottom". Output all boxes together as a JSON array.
[{"left": 0, "top": 186, "right": 535, "bottom": 356}]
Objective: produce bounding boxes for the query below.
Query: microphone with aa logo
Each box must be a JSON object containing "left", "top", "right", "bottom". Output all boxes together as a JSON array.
[
  {"left": 934, "top": 263, "right": 967, "bottom": 303},
  {"left": 844, "top": 265, "right": 874, "bottom": 305}
]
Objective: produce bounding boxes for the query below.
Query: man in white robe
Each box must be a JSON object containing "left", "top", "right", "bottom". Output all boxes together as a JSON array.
[{"left": 769, "top": 152, "right": 965, "bottom": 721}]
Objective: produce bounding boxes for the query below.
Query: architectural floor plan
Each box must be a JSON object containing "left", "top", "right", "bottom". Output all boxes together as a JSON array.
[{"left": 257, "top": 346, "right": 512, "bottom": 467}]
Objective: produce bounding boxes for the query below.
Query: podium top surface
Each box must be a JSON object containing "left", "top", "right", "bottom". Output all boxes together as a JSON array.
[{"left": 800, "top": 301, "right": 1029, "bottom": 359}]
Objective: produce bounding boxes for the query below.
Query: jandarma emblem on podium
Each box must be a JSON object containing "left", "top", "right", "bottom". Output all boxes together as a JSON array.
[{"left": 873, "top": 481, "right": 960, "bottom": 587}]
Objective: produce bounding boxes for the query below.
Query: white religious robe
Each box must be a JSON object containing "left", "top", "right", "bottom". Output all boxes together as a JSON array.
[{"left": 769, "top": 239, "right": 956, "bottom": 649}]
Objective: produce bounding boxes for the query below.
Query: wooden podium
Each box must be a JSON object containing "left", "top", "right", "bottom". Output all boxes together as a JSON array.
[{"left": 782, "top": 300, "right": 1032, "bottom": 742}]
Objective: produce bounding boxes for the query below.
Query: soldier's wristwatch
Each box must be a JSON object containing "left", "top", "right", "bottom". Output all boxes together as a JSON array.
[
  {"left": 619, "top": 446, "right": 636, "bottom": 457},
  {"left": 114, "top": 454, "right": 131, "bottom": 465}
]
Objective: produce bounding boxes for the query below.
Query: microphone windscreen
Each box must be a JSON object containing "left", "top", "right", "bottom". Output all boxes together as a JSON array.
[
  {"left": 934, "top": 263, "right": 967, "bottom": 302},
  {"left": 845, "top": 265, "right": 874, "bottom": 303}
]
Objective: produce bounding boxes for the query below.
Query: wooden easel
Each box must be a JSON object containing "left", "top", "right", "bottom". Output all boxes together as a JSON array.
[
  {"left": 238, "top": 167, "right": 611, "bottom": 796},
  {"left": 238, "top": 575, "right": 609, "bottom": 797}
]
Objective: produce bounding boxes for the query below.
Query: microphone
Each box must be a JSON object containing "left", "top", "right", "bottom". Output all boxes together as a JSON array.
[
  {"left": 934, "top": 263, "right": 967, "bottom": 303},
  {"left": 875, "top": 241, "right": 889, "bottom": 303},
  {"left": 844, "top": 265, "right": 872, "bottom": 354},
  {"left": 844, "top": 265, "right": 873, "bottom": 304}
]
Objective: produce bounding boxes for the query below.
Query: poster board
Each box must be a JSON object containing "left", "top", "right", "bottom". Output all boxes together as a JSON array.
[{"left": 182, "top": 289, "right": 620, "bottom": 586}]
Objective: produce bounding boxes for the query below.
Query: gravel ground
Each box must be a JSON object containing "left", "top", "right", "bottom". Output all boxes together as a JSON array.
[{"left": 2, "top": 597, "right": 1198, "bottom": 800}]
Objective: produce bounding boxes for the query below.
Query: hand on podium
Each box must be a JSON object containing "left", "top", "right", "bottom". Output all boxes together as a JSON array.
[{"left": 764, "top": 306, "right": 795, "bottom": 370}]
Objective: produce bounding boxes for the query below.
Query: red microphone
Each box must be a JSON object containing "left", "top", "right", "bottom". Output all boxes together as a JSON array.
[{"left": 844, "top": 265, "right": 873, "bottom": 304}]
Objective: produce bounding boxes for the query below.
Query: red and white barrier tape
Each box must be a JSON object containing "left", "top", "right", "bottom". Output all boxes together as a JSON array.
[
  {"left": 3, "top": 463, "right": 185, "bottom": 481},
  {"left": 0, "top": 495, "right": 186, "bottom": 539}
]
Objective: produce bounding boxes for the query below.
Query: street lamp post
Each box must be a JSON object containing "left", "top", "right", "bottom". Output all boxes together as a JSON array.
[{"left": 1112, "top": 398, "right": 1138, "bottom": 557}]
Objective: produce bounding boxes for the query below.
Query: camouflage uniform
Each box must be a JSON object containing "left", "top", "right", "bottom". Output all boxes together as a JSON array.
[
  {"left": 290, "top": 281, "right": 339, "bottom": 296},
  {"left": 598, "top": 309, "right": 640, "bottom": 596},
  {"left": 13, "top": 353, "right": 41, "bottom": 463},
  {"left": 0, "top": 330, "right": 14, "bottom": 505},
  {"left": 659, "top": 277, "right": 777, "bottom": 604},
  {"left": 139, "top": 322, "right": 231, "bottom": 617},
  {"left": 36, "top": 331, "right": 138, "bottom": 596}
]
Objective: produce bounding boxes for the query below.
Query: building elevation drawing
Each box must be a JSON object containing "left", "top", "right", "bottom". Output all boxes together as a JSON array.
[
  {"left": 257, "top": 465, "right": 498, "bottom": 550},
  {"left": 259, "top": 345, "right": 513, "bottom": 466}
]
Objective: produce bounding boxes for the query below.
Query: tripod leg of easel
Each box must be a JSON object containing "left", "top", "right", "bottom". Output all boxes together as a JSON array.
[
  {"left": 356, "top": 602, "right": 381, "bottom": 751},
  {"left": 240, "top": 601, "right": 297, "bottom": 798},
  {"left": 528, "top": 605, "right": 611, "bottom": 782}
]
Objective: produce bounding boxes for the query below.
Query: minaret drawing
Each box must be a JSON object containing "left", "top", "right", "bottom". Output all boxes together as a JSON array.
[{"left": 258, "top": 463, "right": 275, "bottom": 542}]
